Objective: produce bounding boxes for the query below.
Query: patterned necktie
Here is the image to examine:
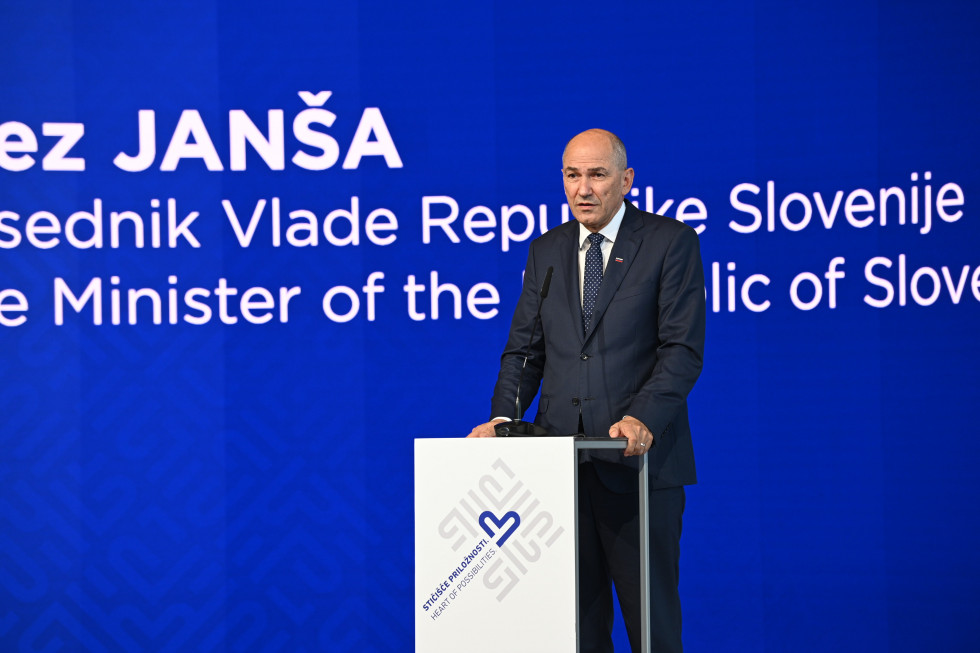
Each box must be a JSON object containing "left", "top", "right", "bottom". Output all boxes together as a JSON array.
[{"left": 582, "top": 232, "right": 604, "bottom": 334}]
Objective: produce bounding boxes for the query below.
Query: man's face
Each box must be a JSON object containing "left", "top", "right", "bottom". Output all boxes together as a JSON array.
[{"left": 562, "top": 132, "right": 634, "bottom": 232}]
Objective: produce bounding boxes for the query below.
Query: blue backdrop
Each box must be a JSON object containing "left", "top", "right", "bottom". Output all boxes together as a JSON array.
[{"left": 2, "top": 1, "right": 978, "bottom": 651}]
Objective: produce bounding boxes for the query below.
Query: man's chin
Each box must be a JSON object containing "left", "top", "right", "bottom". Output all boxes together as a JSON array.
[{"left": 574, "top": 213, "right": 611, "bottom": 230}]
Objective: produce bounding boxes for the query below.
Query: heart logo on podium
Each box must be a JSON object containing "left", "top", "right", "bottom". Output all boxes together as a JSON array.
[{"left": 478, "top": 510, "right": 521, "bottom": 546}]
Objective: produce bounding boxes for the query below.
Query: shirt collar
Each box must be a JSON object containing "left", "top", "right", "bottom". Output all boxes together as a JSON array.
[{"left": 578, "top": 201, "right": 627, "bottom": 249}]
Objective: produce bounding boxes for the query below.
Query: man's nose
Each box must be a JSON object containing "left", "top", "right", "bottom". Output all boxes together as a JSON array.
[{"left": 578, "top": 177, "right": 593, "bottom": 196}]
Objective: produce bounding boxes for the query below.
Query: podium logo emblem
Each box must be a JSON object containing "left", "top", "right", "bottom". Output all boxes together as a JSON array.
[{"left": 478, "top": 510, "right": 520, "bottom": 546}]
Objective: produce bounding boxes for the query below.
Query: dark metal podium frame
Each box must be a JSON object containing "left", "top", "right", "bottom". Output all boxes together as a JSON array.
[{"left": 574, "top": 437, "right": 650, "bottom": 652}]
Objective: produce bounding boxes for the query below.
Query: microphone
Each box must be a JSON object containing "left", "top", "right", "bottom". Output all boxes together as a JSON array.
[
  {"left": 540, "top": 265, "right": 553, "bottom": 299},
  {"left": 495, "top": 266, "right": 554, "bottom": 437}
]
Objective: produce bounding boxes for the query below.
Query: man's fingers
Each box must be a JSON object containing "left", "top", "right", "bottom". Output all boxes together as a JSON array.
[
  {"left": 611, "top": 420, "right": 652, "bottom": 457},
  {"left": 467, "top": 422, "right": 494, "bottom": 438},
  {"left": 610, "top": 423, "right": 638, "bottom": 456},
  {"left": 628, "top": 428, "right": 642, "bottom": 456},
  {"left": 615, "top": 422, "right": 638, "bottom": 456}
]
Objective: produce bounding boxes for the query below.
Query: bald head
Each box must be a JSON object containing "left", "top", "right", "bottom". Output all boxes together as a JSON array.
[
  {"left": 561, "top": 128, "right": 635, "bottom": 232},
  {"left": 562, "top": 129, "right": 628, "bottom": 172}
]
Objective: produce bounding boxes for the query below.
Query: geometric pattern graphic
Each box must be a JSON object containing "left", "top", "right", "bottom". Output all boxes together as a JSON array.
[
  {"left": 0, "top": 355, "right": 412, "bottom": 651},
  {"left": 0, "top": 330, "right": 405, "bottom": 650}
]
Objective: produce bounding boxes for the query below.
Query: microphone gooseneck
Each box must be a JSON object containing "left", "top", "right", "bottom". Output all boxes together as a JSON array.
[{"left": 497, "top": 266, "right": 554, "bottom": 437}]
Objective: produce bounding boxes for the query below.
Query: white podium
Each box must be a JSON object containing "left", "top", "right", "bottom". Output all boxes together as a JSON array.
[{"left": 415, "top": 436, "right": 650, "bottom": 653}]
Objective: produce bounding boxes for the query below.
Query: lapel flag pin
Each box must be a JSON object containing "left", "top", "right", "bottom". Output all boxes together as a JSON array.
[{"left": 614, "top": 257, "right": 624, "bottom": 263}]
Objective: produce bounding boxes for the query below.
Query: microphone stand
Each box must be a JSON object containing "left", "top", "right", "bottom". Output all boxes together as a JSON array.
[{"left": 495, "top": 266, "right": 553, "bottom": 437}]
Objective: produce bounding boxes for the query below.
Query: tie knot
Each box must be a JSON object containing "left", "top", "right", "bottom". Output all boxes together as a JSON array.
[{"left": 588, "top": 233, "right": 604, "bottom": 247}]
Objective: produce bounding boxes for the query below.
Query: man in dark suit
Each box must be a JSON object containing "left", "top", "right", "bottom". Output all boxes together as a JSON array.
[{"left": 469, "top": 129, "right": 705, "bottom": 652}]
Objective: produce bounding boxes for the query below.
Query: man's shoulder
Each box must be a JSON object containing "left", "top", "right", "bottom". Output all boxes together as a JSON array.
[
  {"left": 531, "top": 217, "right": 578, "bottom": 248},
  {"left": 626, "top": 203, "right": 698, "bottom": 238},
  {"left": 529, "top": 202, "right": 700, "bottom": 250}
]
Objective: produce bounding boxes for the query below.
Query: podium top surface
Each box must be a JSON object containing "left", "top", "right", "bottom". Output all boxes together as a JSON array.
[
  {"left": 571, "top": 436, "right": 629, "bottom": 450},
  {"left": 415, "top": 435, "right": 627, "bottom": 450}
]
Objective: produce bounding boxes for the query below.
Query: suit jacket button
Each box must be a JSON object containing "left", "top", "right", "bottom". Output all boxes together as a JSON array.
[{"left": 580, "top": 353, "right": 589, "bottom": 360}]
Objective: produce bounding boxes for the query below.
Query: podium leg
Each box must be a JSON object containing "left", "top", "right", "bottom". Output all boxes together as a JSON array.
[
  {"left": 638, "top": 453, "right": 650, "bottom": 652},
  {"left": 574, "top": 461, "right": 581, "bottom": 653}
]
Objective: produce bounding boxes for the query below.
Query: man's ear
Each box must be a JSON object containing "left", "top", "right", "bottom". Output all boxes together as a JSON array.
[{"left": 622, "top": 167, "right": 635, "bottom": 195}]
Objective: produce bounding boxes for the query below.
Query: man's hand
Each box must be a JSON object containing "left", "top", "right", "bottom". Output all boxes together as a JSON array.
[
  {"left": 609, "top": 415, "right": 653, "bottom": 457},
  {"left": 467, "top": 419, "right": 506, "bottom": 438}
]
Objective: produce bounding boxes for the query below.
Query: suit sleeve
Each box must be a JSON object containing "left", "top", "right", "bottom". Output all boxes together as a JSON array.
[
  {"left": 489, "top": 244, "right": 547, "bottom": 421},
  {"left": 627, "top": 226, "right": 706, "bottom": 440}
]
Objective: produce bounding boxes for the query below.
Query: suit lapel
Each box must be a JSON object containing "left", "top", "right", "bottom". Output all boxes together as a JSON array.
[
  {"left": 559, "top": 223, "right": 585, "bottom": 345},
  {"left": 583, "top": 204, "right": 643, "bottom": 345}
]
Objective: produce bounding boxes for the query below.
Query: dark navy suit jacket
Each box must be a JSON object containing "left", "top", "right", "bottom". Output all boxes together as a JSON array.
[{"left": 490, "top": 201, "right": 706, "bottom": 492}]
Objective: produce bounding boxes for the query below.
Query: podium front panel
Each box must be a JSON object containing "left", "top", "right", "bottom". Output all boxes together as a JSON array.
[{"left": 415, "top": 437, "right": 578, "bottom": 653}]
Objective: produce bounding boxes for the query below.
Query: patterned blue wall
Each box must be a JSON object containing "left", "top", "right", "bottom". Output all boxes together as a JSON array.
[{"left": 1, "top": 1, "right": 978, "bottom": 650}]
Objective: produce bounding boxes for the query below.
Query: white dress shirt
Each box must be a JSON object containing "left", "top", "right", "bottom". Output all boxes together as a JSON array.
[{"left": 577, "top": 201, "right": 626, "bottom": 306}]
